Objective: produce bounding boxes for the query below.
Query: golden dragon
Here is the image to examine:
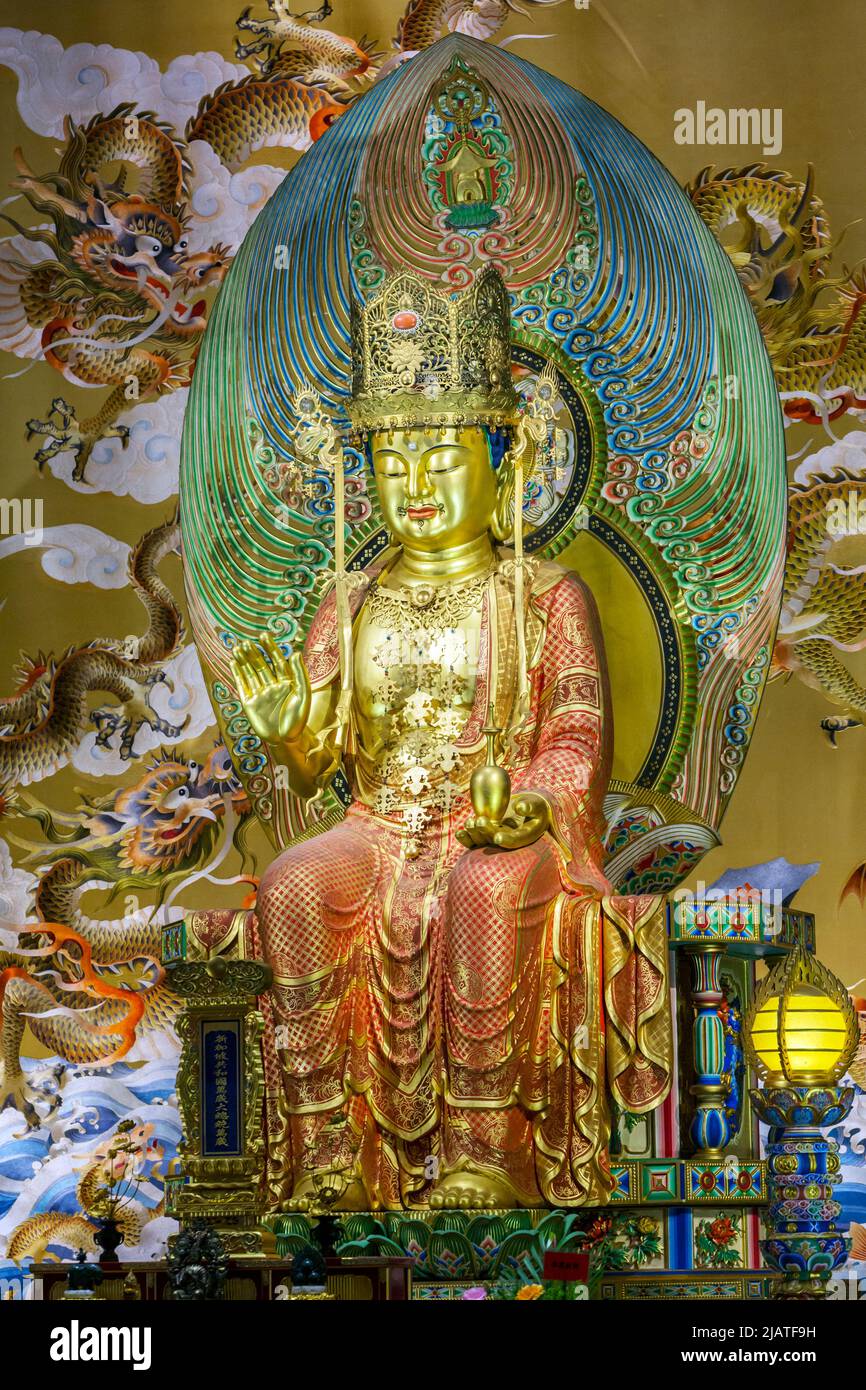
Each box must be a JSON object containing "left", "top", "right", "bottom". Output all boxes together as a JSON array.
[
  {"left": 5, "top": 109, "right": 230, "bottom": 481},
  {"left": 0, "top": 744, "right": 250, "bottom": 1118},
  {"left": 6, "top": 1122, "right": 155, "bottom": 1263},
  {"left": 689, "top": 164, "right": 866, "bottom": 737},
  {"left": 688, "top": 164, "right": 866, "bottom": 419},
  {"left": 0, "top": 515, "right": 184, "bottom": 785}
]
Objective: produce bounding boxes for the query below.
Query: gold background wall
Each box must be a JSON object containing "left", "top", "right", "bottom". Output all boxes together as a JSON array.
[{"left": 1, "top": 0, "right": 864, "bottom": 987}]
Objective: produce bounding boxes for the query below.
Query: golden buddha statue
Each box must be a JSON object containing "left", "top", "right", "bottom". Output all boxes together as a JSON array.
[{"left": 229, "top": 265, "right": 672, "bottom": 1211}]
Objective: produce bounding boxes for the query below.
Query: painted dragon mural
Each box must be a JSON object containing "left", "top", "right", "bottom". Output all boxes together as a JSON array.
[
  {"left": 0, "top": 516, "right": 184, "bottom": 784},
  {"left": 9, "top": 111, "right": 231, "bottom": 483},
  {"left": 686, "top": 164, "right": 866, "bottom": 744},
  {"left": 0, "top": 4, "right": 864, "bottom": 1279},
  {"left": 1, "top": 743, "right": 250, "bottom": 1119}
]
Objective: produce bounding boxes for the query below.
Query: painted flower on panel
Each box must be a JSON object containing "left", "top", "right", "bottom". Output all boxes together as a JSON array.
[
  {"left": 709, "top": 1217, "right": 737, "bottom": 1246},
  {"left": 604, "top": 1214, "right": 662, "bottom": 1270},
  {"left": 694, "top": 1215, "right": 742, "bottom": 1269}
]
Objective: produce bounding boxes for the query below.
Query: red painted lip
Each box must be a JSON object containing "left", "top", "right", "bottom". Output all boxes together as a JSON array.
[{"left": 406, "top": 506, "right": 438, "bottom": 519}]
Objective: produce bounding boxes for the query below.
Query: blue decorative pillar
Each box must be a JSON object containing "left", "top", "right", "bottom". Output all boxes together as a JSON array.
[
  {"left": 751, "top": 1085, "right": 854, "bottom": 1298},
  {"left": 685, "top": 944, "right": 732, "bottom": 1156}
]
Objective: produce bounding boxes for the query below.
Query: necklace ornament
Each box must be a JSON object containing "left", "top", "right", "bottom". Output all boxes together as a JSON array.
[
  {"left": 409, "top": 582, "right": 436, "bottom": 609},
  {"left": 369, "top": 569, "right": 492, "bottom": 630}
]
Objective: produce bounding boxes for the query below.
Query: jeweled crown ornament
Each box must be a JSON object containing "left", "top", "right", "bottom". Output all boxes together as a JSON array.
[
  {"left": 430, "top": 57, "right": 501, "bottom": 231},
  {"left": 348, "top": 263, "right": 520, "bottom": 433}
]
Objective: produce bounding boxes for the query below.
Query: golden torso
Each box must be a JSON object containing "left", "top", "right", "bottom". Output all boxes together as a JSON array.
[{"left": 352, "top": 568, "right": 488, "bottom": 805}]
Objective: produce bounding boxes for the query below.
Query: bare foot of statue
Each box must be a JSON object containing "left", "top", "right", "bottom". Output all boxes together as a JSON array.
[
  {"left": 283, "top": 1175, "right": 369, "bottom": 1212},
  {"left": 428, "top": 1168, "right": 519, "bottom": 1210}
]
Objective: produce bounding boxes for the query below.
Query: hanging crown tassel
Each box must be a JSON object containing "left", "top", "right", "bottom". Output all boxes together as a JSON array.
[{"left": 510, "top": 363, "right": 558, "bottom": 731}]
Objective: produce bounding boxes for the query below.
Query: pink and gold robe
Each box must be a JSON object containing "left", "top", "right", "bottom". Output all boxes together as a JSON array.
[{"left": 235, "top": 555, "right": 671, "bottom": 1209}]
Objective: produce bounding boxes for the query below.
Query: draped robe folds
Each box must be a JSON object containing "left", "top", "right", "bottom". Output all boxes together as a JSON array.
[{"left": 234, "top": 554, "right": 672, "bottom": 1210}]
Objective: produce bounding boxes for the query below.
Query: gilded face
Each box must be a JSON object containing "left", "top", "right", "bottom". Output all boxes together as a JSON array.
[{"left": 370, "top": 426, "right": 501, "bottom": 550}]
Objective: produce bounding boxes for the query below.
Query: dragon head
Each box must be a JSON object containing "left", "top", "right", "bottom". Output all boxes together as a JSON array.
[
  {"left": 82, "top": 747, "right": 248, "bottom": 874},
  {"left": 72, "top": 196, "right": 217, "bottom": 332}
]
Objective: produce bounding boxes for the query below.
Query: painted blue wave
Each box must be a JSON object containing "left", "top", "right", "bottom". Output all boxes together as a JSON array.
[{"left": 0, "top": 1057, "right": 180, "bottom": 1223}]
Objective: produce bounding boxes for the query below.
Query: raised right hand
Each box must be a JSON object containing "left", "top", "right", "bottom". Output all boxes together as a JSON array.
[{"left": 231, "top": 633, "right": 311, "bottom": 746}]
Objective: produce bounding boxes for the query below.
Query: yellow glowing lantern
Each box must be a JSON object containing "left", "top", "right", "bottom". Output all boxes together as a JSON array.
[{"left": 745, "top": 948, "right": 858, "bottom": 1087}]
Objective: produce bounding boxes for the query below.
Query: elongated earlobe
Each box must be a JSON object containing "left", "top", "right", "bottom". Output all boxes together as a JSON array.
[{"left": 491, "top": 454, "right": 515, "bottom": 542}]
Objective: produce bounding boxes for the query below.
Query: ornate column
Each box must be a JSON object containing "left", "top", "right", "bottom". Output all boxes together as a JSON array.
[
  {"left": 751, "top": 1085, "right": 853, "bottom": 1299},
  {"left": 168, "top": 955, "right": 275, "bottom": 1258},
  {"left": 685, "top": 943, "right": 732, "bottom": 1156}
]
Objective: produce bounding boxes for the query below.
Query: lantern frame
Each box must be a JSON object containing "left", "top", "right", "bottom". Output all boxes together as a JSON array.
[{"left": 744, "top": 948, "right": 858, "bottom": 1086}]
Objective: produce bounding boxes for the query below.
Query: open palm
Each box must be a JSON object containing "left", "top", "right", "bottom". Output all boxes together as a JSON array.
[{"left": 231, "top": 633, "right": 311, "bottom": 745}]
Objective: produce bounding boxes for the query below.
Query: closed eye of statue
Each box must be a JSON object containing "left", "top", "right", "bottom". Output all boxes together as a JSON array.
[
  {"left": 373, "top": 452, "right": 407, "bottom": 477},
  {"left": 425, "top": 451, "right": 467, "bottom": 474}
]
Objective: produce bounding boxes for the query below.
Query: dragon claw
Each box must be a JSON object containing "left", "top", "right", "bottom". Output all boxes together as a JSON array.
[
  {"left": 91, "top": 697, "right": 186, "bottom": 759},
  {"left": 820, "top": 715, "right": 862, "bottom": 745},
  {"left": 154, "top": 719, "right": 184, "bottom": 738},
  {"left": 0, "top": 1067, "right": 43, "bottom": 1128},
  {"left": 26, "top": 398, "right": 129, "bottom": 481},
  {"left": 27, "top": 398, "right": 86, "bottom": 472}
]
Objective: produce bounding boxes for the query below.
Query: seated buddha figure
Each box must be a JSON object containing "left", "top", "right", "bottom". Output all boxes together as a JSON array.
[{"left": 230, "top": 265, "right": 671, "bottom": 1211}]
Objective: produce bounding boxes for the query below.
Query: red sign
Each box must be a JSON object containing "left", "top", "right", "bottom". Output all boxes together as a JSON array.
[{"left": 543, "top": 1250, "right": 590, "bottom": 1282}]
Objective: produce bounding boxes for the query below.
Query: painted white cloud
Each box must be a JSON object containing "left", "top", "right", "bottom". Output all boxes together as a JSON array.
[
  {"left": 71, "top": 643, "right": 216, "bottom": 780},
  {"left": 0, "top": 837, "right": 37, "bottom": 944},
  {"left": 0, "top": 524, "right": 130, "bottom": 587},
  {"left": 0, "top": 29, "right": 248, "bottom": 139},
  {"left": 793, "top": 430, "right": 866, "bottom": 487},
  {"left": 186, "top": 139, "right": 285, "bottom": 253},
  {"left": 44, "top": 390, "right": 187, "bottom": 503},
  {"left": 0, "top": 230, "right": 52, "bottom": 360}
]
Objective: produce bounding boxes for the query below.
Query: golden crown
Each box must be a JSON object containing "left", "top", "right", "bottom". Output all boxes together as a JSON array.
[{"left": 348, "top": 264, "right": 520, "bottom": 432}]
